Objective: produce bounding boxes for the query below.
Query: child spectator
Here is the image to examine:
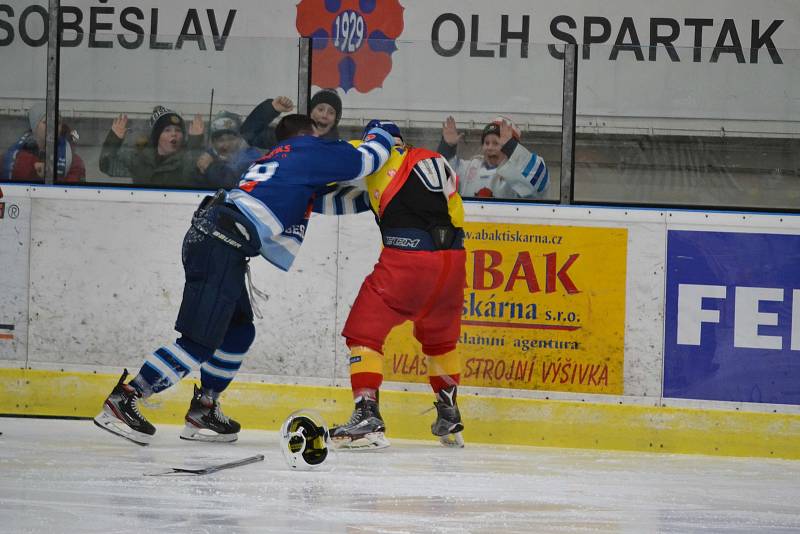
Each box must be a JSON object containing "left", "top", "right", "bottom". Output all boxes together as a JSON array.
[
  {"left": 99, "top": 106, "right": 205, "bottom": 187},
  {"left": 308, "top": 89, "right": 342, "bottom": 139},
  {"left": 1, "top": 102, "right": 85, "bottom": 183},
  {"left": 240, "top": 89, "right": 342, "bottom": 149},
  {"left": 196, "top": 111, "right": 262, "bottom": 189},
  {"left": 438, "top": 115, "right": 549, "bottom": 199}
]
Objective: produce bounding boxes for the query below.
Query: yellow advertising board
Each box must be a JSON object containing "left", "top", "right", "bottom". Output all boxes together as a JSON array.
[{"left": 384, "top": 221, "right": 628, "bottom": 394}]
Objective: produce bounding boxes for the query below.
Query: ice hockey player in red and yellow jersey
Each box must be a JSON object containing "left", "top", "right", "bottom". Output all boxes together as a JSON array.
[{"left": 331, "top": 120, "right": 467, "bottom": 449}]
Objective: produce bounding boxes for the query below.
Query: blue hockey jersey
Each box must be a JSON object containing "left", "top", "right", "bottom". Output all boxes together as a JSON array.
[{"left": 226, "top": 128, "right": 393, "bottom": 271}]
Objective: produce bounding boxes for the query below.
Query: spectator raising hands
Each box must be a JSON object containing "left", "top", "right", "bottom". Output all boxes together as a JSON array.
[
  {"left": 241, "top": 89, "right": 343, "bottom": 149},
  {"left": 99, "top": 106, "right": 205, "bottom": 187},
  {"left": 437, "top": 115, "right": 549, "bottom": 200}
]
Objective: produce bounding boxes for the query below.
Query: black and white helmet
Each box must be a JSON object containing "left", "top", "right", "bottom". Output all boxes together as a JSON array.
[{"left": 279, "top": 410, "right": 330, "bottom": 470}]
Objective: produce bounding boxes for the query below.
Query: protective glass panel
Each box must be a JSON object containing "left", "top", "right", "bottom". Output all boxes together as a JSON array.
[
  {"left": 574, "top": 44, "right": 800, "bottom": 210},
  {"left": 0, "top": 2, "right": 49, "bottom": 183},
  {"left": 58, "top": 31, "right": 299, "bottom": 188},
  {"left": 310, "top": 36, "right": 563, "bottom": 203}
]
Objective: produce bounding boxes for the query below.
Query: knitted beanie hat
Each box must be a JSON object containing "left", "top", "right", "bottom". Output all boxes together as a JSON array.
[
  {"left": 210, "top": 111, "right": 242, "bottom": 139},
  {"left": 149, "top": 106, "right": 185, "bottom": 146},
  {"left": 309, "top": 89, "right": 343, "bottom": 126}
]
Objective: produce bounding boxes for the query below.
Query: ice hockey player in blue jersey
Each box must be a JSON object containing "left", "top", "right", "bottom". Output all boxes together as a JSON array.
[{"left": 94, "top": 114, "right": 394, "bottom": 446}]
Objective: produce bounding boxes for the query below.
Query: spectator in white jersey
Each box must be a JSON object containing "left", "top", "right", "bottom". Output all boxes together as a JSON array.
[{"left": 437, "top": 115, "right": 550, "bottom": 199}]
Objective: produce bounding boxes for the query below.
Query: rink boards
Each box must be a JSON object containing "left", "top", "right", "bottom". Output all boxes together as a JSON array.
[{"left": 0, "top": 184, "right": 798, "bottom": 458}]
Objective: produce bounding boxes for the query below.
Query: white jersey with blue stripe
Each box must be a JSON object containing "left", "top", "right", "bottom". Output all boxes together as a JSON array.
[
  {"left": 497, "top": 141, "right": 549, "bottom": 198},
  {"left": 226, "top": 128, "right": 393, "bottom": 271},
  {"left": 453, "top": 142, "right": 549, "bottom": 199}
]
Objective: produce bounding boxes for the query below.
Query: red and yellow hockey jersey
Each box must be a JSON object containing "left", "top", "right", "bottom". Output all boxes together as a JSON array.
[{"left": 351, "top": 142, "right": 465, "bottom": 229}]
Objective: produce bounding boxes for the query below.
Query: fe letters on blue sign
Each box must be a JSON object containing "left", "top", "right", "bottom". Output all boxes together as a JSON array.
[{"left": 664, "top": 230, "right": 800, "bottom": 405}]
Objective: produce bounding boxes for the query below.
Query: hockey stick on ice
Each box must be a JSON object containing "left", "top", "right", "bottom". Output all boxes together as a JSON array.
[{"left": 145, "top": 454, "right": 264, "bottom": 476}]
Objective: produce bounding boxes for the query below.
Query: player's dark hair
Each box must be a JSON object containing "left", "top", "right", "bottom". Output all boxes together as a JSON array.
[{"left": 275, "top": 114, "right": 316, "bottom": 142}]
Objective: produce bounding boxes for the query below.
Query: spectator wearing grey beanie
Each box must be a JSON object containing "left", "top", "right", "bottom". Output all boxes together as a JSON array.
[{"left": 196, "top": 110, "right": 262, "bottom": 189}]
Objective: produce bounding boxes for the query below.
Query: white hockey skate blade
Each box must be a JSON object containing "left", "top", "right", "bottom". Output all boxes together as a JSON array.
[
  {"left": 331, "top": 431, "right": 390, "bottom": 450},
  {"left": 438, "top": 431, "right": 465, "bottom": 448},
  {"left": 179, "top": 423, "right": 238, "bottom": 443},
  {"left": 93, "top": 409, "right": 152, "bottom": 446}
]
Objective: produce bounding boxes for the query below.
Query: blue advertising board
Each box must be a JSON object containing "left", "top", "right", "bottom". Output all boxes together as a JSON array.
[{"left": 664, "top": 230, "right": 800, "bottom": 405}]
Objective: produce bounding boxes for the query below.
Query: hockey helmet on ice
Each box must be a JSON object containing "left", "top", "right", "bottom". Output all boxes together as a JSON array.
[{"left": 280, "top": 410, "right": 330, "bottom": 470}]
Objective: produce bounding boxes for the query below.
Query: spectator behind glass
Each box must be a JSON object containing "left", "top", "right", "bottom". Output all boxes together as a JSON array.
[
  {"left": 438, "top": 115, "right": 549, "bottom": 199},
  {"left": 308, "top": 89, "right": 342, "bottom": 139},
  {"left": 240, "top": 95, "right": 295, "bottom": 150},
  {"left": 240, "top": 89, "right": 342, "bottom": 149},
  {"left": 196, "top": 111, "right": 262, "bottom": 189},
  {"left": 1, "top": 102, "right": 85, "bottom": 183},
  {"left": 99, "top": 106, "right": 205, "bottom": 187}
]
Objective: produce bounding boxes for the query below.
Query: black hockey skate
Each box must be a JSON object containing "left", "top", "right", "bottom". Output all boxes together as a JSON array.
[
  {"left": 93, "top": 369, "right": 156, "bottom": 446},
  {"left": 180, "top": 385, "right": 240, "bottom": 443},
  {"left": 431, "top": 386, "right": 465, "bottom": 448},
  {"left": 330, "top": 395, "right": 389, "bottom": 450}
]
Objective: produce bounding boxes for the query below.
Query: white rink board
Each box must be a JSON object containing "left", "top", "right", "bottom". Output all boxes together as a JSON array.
[
  {"left": 2, "top": 184, "right": 800, "bottom": 415},
  {"left": 0, "top": 193, "right": 30, "bottom": 365}
]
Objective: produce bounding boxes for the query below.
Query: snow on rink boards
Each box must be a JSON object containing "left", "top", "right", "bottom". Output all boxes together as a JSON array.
[{"left": 1, "top": 417, "right": 799, "bottom": 534}]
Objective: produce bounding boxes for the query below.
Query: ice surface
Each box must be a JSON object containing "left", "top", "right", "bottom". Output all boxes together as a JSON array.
[{"left": 1, "top": 417, "right": 799, "bottom": 533}]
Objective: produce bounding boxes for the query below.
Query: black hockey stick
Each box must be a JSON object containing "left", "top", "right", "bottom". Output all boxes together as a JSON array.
[{"left": 146, "top": 454, "right": 264, "bottom": 476}]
